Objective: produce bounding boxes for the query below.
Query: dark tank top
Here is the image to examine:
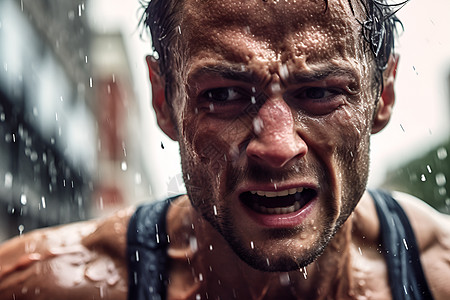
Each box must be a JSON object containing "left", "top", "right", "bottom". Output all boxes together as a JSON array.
[{"left": 127, "top": 191, "right": 434, "bottom": 299}]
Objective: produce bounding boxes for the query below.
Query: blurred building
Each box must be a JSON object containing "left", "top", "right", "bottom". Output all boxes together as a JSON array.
[{"left": 0, "top": 0, "right": 154, "bottom": 241}]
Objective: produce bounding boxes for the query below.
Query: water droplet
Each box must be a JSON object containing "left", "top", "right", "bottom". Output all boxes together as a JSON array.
[
  {"left": 20, "top": 194, "right": 27, "bottom": 205},
  {"left": 196, "top": 294, "right": 201, "bottom": 300},
  {"left": 301, "top": 267, "right": 308, "bottom": 279},
  {"left": 253, "top": 117, "right": 264, "bottom": 135},
  {"left": 41, "top": 196, "right": 46, "bottom": 209},
  {"left": 209, "top": 103, "right": 214, "bottom": 112},
  {"left": 161, "top": 141, "right": 164, "bottom": 149},
  {"left": 279, "top": 273, "right": 290, "bottom": 285},
  {"left": 135, "top": 250, "right": 140, "bottom": 261},
  {"left": 4, "top": 172, "right": 13, "bottom": 188},
  {"left": 402, "top": 238, "right": 408, "bottom": 250},
  {"left": 209, "top": 244, "right": 213, "bottom": 251},
  {"left": 435, "top": 173, "right": 446, "bottom": 186},
  {"left": 189, "top": 236, "right": 198, "bottom": 252},
  {"left": 198, "top": 273, "right": 203, "bottom": 281},
  {"left": 213, "top": 205, "right": 217, "bottom": 216},
  {"left": 266, "top": 258, "right": 270, "bottom": 266},
  {"left": 250, "top": 241, "right": 254, "bottom": 249},
  {"left": 18, "top": 224, "right": 24, "bottom": 235},
  {"left": 437, "top": 147, "right": 447, "bottom": 160},
  {"left": 251, "top": 96, "right": 256, "bottom": 104},
  {"left": 420, "top": 174, "right": 426, "bottom": 182},
  {"left": 426, "top": 165, "right": 432, "bottom": 173},
  {"left": 121, "top": 161, "right": 128, "bottom": 171}
]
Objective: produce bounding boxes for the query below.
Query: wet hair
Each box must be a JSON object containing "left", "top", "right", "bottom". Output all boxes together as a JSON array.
[{"left": 139, "top": 0, "right": 407, "bottom": 100}]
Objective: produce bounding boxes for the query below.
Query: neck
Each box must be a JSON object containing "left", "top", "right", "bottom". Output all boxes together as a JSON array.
[{"left": 167, "top": 196, "right": 359, "bottom": 300}]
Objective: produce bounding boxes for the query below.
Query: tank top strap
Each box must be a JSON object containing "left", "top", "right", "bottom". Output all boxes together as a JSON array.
[
  {"left": 127, "top": 198, "right": 173, "bottom": 300},
  {"left": 368, "top": 189, "right": 434, "bottom": 300}
]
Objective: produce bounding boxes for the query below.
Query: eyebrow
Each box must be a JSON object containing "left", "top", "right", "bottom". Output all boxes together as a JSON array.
[
  {"left": 187, "top": 65, "right": 259, "bottom": 85},
  {"left": 286, "top": 66, "right": 359, "bottom": 85},
  {"left": 187, "top": 64, "right": 359, "bottom": 86}
]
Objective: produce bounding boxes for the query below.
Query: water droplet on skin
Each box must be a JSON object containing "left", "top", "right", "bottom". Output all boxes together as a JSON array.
[
  {"left": 250, "top": 241, "right": 254, "bottom": 249},
  {"left": 302, "top": 267, "right": 308, "bottom": 279},
  {"left": 213, "top": 205, "right": 218, "bottom": 215},
  {"left": 199, "top": 273, "right": 203, "bottom": 281},
  {"left": 266, "top": 258, "right": 270, "bottom": 266},
  {"left": 196, "top": 294, "right": 201, "bottom": 300},
  {"left": 209, "top": 244, "right": 213, "bottom": 251},
  {"left": 253, "top": 117, "right": 264, "bottom": 134},
  {"left": 420, "top": 174, "right": 426, "bottom": 182},
  {"left": 121, "top": 161, "right": 127, "bottom": 171}
]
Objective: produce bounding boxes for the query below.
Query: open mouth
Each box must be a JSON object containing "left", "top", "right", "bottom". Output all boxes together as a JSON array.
[{"left": 240, "top": 187, "right": 317, "bottom": 215}]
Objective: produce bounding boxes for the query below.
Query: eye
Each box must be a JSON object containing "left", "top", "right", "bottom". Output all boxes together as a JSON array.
[
  {"left": 202, "top": 87, "right": 243, "bottom": 102},
  {"left": 299, "top": 87, "right": 339, "bottom": 101},
  {"left": 287, "top": 86, "right": 346, "bottom": 115}
]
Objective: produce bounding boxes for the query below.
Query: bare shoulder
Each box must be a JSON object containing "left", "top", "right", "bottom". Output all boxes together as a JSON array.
[
  {"left": 393, "top": 191, "right": 450, "bottom": 300},
  {"left": 0, "top": 207, "right": 135, "bottom": 300}
]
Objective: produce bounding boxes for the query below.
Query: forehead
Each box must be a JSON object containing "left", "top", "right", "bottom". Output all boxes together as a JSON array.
[{"left": 180, "top": 0, "right": 366, "bottom": 67}]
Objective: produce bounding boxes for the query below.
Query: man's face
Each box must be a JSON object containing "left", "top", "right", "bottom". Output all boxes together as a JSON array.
[{"left": 171, "top": 0, "right": 377, "bottom": 271}]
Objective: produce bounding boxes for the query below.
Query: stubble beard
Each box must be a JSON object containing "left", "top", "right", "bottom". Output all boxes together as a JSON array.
[{"left": 179, "top": 132, "right": 370, "bottom": 273}]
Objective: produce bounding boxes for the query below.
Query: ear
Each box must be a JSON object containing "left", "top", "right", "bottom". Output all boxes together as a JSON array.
[
  {"left": 146, "top": 55, "right": 178, "bottom": 141},
  {"left": 371, "top": 55, "right": 399, "bottom": 134}
]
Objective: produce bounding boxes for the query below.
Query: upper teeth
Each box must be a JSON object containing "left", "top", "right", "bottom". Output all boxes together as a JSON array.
[{"left": 250, "top": 187, "right": 304, "bottom": 197}]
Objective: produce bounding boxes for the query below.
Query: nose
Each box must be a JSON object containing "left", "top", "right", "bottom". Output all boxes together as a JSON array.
[{"left": 246, "top": 99, "right": 307, "bottom": 168}]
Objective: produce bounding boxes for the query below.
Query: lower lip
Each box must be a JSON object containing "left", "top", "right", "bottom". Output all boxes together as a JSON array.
[{"left": 240, "top": 196, "right": 317, "bottom": 228}]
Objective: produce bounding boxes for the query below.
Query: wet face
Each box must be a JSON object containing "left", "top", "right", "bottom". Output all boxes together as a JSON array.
[{"left": 170, "top": 0, "right": 376, "bottom": 271}]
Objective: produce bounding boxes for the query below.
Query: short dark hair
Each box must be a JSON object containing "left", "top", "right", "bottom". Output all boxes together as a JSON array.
[{"left": 140, "top": 0, "right": 406, "bottom": 101}]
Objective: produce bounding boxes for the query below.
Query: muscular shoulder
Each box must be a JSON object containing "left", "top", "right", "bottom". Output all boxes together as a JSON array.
[
  {"left": 0, "top": 207, "right": 135, "bottom": 300},
  {"left": 393, "top": 191, "right": 450, "bottom": 300}
]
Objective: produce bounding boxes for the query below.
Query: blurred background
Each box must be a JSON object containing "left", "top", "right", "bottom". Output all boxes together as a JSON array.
[{"left": 0, "top": 0, "right": 449, "bottom": 241}]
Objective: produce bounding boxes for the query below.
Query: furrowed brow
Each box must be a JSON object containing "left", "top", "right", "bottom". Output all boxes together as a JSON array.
[
  {"left": 188, "top": 65, "right": 258, "bottom": 84},
  {"left": 286, "top": 66, "right": 359, "bottom": 84}
]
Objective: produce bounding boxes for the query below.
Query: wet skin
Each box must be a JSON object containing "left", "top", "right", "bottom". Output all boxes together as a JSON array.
[{"left": 156, "top": 0, "right": 380, "bottom": 273}]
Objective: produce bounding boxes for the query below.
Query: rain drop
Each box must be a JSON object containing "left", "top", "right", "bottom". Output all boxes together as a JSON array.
[
  {"left": 437, "top": 147, "right": 447, "bottom": 160},
  {"left": 426, "top": 165, "right": 432, "bottom": 173},
  {"left": 435, "top": 173, "right": 446, "bottom": 186},
  {"left": 252, "top": 117, "right": 263, "bottom": 135},
  {"left": 213, "top": 205, "right": 218, "bottom": 215},
  {"left": 279, "top": 273, "right": 290, "bottom": 286},
  {"left": 121, "top": 161, "right": 128, "bottom": 171},
  {"left": 420, "top": 174, "right": 426, "bottom": 182},
  {"left": 20, "top": 194, "right": 27, "bottom": 205},
  {"left": 250, "top": 241, "right": 254, "bottom": 249},
  {"left": 18, "top": 224, "right": 24, "bottom": 235},
  {"left": 4, "top": 172, "right": 13, "bottom": 188}
]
